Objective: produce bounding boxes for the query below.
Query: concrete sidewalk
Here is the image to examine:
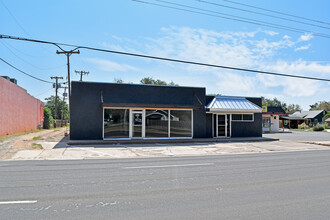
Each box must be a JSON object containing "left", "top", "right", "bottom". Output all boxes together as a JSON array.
[{"left": 8, "top": 139, "right": 330, "bottom": 161}]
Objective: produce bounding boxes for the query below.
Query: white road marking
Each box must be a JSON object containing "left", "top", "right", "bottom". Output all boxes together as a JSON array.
[
  {"left": 123, "top": 163, "right": 214, "bottom": 169},
  {"left": 0, "top": 200, "right": 37, "bottom": 205}
]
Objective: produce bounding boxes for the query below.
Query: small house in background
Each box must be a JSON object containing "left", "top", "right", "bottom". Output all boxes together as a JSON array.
[
  {"left": 262, "top": 106, "right": 288, "bottom": 132},
  {"left": 280, "top": 110, "right": 326, "bottom": 129}
]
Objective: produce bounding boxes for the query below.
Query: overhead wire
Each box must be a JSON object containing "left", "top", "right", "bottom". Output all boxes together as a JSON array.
[
  {"left": 221, "top": 0, "right": 330, "bottom": 26},
  {"left": 133, "top": 0, "right": 330, "bottom": 39},
  {"left": 197, "top": 0, "right": 330, "bottom": 30},
  {"left": 0, "top": 57, "right": 53, "bottom": 84},
  {"left": 1, "top": 34, "right": 330, "bottom": 82}
]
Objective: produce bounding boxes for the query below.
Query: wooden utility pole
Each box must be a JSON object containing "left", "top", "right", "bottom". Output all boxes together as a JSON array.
[
  {"left": 61, "top": 86, "right": 68, "bottom": 127},
  {"left": 56, "top": 49, "right": 80, "bottom": 129},
  {"left": 51, "top": 76, "right": 63, "bottom": 128},
  {"left": 75, "top": 70, "right": 89, "bottom": 81}
]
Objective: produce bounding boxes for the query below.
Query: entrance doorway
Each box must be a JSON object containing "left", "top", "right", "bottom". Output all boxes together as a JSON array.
[
  {"left": 213, "top": 114, "right": 231, "bottom": 137},
  {"left": 130, "top": 110, "right": 144, "bottom": 138}
]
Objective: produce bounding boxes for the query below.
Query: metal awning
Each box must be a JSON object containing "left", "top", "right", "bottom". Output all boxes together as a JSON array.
[{"left": 206, "top": 96, "right": 262, "bottom": 113}]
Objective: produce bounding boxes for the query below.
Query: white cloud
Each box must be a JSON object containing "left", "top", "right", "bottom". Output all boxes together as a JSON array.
[
  {"left": 100, "top": 27, "right": 329, "bottom": 109},
  {"left": 85, "top": 58, "right": 139, "bottom": 72},
  {"left": 298, "top": 33, "right": 314, "bottom": 42},
  {"left": 294, "top": 44, "right": 311, "bottom": 51}
]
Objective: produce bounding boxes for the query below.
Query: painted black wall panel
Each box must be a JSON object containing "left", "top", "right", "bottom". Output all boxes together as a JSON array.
[
  {"left": 70, "top": 82, "right": 206, "bottom": 140},
  {"left": 231, "top": 113, "right": 262, "bottom": 137},
  {"left": 205, "top": 114, "right": 213, "bottom": 138}
]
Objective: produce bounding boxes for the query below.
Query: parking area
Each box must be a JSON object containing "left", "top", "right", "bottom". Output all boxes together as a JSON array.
[
  {"left": 1, "top": 130, "right": 328, "bottom": 161},
  {"left": 264, "top": 130, "right": 330, "bottom": 141}
]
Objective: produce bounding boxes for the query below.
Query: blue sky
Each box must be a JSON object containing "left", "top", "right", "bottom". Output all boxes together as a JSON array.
[{"left": 1, "top": 0, "right": 330, "bottom": 109}]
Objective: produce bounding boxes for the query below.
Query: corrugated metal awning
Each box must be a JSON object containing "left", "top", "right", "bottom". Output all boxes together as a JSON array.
[{"left": 206, "top": 96, "right": 262, "bottom": 113}]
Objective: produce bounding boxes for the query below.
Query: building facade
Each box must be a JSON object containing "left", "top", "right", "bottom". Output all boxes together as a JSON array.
[
  {"left": 0, "top": 76, "right": 44, "bottom": 136},
  {"left": 262, "top": 106, "right": 288, "bottom": 132},
  {"left": 70, "top": 82, "right": 262, "bottom": 140}
]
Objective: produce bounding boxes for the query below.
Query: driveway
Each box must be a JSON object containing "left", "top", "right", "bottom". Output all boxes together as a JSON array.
[
  {"left": 264, "top": 130, "right": 330, "bottom": 142},
  {"left": 1, "top": 130, "right": 330, "bottom": 161}
]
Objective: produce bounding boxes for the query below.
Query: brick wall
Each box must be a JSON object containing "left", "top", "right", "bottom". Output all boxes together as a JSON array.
[{"left": 0, "top": 77, "right": 44, "bottom": 136}]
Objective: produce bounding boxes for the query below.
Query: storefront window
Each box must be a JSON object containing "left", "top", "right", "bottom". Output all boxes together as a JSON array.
[
  {"left": 170, "top": 110, "right": 192, "bottom": 137},
  {"left": 146, "top": 110, "right": 169, "bottom": 137},
  {"left": 104, "top": 109, "right": 129, "bottom": 138}
]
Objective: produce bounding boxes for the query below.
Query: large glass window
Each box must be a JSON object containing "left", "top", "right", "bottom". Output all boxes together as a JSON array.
[
  {"left": 145, "top": 110, "right": 168, "bottom": 137},
  {"left": 170, "top": 110, "right": 192, "bottom": 137},
  {"left": 104, "top": 109, "right": 129, "bottom": 138}
]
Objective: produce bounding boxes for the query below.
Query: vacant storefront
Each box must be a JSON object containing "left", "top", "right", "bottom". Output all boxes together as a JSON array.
[
  {"left": 206, "top": 96, "right": 262, "bottom": 138},
  {"left": 103, "top": 108, "right": 192, "bottom": 139},
  {"left": 70, "top": 81, "right": 262, "bottom": 141}
]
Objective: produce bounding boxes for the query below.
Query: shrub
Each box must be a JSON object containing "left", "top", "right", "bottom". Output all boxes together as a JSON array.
[
  {"left": 313, "top": 125, "right": 325, "bottom": 131},
  {"left": 43, "top": 106, "right": 54, "bottom": 129},
  {"left": 298, "top": 122, "right": 308, "bottom": 129}
]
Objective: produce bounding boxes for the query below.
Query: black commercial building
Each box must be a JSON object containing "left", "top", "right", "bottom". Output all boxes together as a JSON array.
[{"left": 70, "top": 81, "right": 262, "bottom": 140}]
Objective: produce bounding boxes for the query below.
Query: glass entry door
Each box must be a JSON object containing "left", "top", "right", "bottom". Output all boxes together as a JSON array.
[
  {"left": 130, "top": 110, "right": 144, "bottom": 138},
  {"left": 216, "top": 114, "right": 230, "bottom": 137},
  {"left": 217, "top": 115, "right": 226, "bottom": 137}
]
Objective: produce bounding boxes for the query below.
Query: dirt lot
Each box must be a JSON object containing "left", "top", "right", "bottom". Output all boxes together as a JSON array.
[{"left": 0, "top": 127, "right": 68, "bottom": 160}]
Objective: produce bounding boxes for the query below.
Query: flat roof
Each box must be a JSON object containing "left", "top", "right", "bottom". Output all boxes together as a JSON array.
[{"left": 71, "top": 81, "right": 205, "bottom": 89}]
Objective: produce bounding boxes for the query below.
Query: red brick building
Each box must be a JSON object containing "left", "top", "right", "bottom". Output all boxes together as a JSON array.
[{"left": 0, "top": 76, "right": 44, "bottom": 136}]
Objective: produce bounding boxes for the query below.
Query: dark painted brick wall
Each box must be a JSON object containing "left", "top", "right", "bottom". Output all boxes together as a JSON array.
[
  {"left": 70, "top": 82, "right": 206, "bottom": 140},
  {"left": 205, "top": 114, "right": 213, "bottom": 138},
  {"left": 231, "top": 113, "right": 262, "bottom": 137}
]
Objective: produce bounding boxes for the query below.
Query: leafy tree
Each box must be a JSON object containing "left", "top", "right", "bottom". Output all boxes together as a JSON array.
[
  {"left": 261, "top": 97, "right": 301, "bottom": 114},
  {"left": 140, "top": 77, "right": 179, "bottom": 86},
  {"left": 114, "top": 78, "right": 123, "bottom": 83},
  {"left": 309, "top": 101, "right": 330, "bottom": 111},
  {"left": 44, "top": 95, "right": 69, "bottom": 120},
  {"left": 43, "top": 106, "right": 54, "bottom": 129},
  {"left": 286, "top": 104, "right": 302, "bottom": 114},
  {"left": 323, "top": 112, "right": 330, "bottom": 121}
]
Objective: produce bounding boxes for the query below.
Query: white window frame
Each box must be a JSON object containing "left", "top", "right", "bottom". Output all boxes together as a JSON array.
[
  {"left": 231, "top": 113, "right": 254, "bottom": 122},
  {"left": 103, "top": 107, "right": 193, "bottom": 140},
  {"left": 214, "top": 113, "right": 231, "bottom": 138}
]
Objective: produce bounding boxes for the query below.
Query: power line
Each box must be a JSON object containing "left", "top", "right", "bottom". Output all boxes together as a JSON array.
[
  {"left": 0, "top": 57, "right": 53, "bottom": 84},
  {"left": 222, "top": 0, "right": 330, "bottom": 26},
  {"left": 1, "top": 34, "right": 330, "bottom": 82},
  {"left": 133, "top": 0, "right": 330, "bottom": 39},
  {"left": 197, "top": 0, "right": 330, "bottom": 30}
]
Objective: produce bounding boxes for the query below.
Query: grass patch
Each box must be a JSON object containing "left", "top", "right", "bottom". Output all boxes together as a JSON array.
[
  {"left": 32, "top": 136, "right": 42, "bottom": 140},
  {"left": 0, "top": 129, "right": 44, "bottom": 142},
  {"left": 32, "top": 143, "right": 43, "bottom": 149},
  {"left": 289, "top": 128, "right": 313, "bottom": 131}
]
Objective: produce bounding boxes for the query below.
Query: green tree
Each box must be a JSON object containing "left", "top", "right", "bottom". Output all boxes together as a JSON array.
[
  {"left": 309, "top": 101, "right": 330, "bottom": 111},
  {"left": 43, "top": 106, "right": 54, "bottom": 129},
  {"left": 44, "top": 95, "right": 69, "bottom": 120},
  {"left": 113, "top": 78, "right": 123, "bottom": 83},
  {"left": 261, "top": 97, "right": 301, "bottom": 114},
  {"left": 140, "top": 77, "right": 179, "bottom": 86},
  {"left": 286, "top": 103, "right": 302, "bottom": 114},
  {"left": 323, "top": 112, "right": 330, "bottom": 121}
]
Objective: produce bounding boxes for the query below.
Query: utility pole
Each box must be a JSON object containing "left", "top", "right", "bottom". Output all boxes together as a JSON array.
[
  {"left": 50, "top": 76, "right": 63, "bottom": 128},
  {"left": 56, "top": 48, "right": 80, "bottom": 129},
  {"left": 61, "top": 87, "right": 68, "bottom": 127},
  {"left": 75, "top": 70, "right": 89, "bottom": 81}
]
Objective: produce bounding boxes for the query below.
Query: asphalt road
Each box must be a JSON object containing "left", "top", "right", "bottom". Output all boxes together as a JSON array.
[
  {"left": 1, "top": 151, "right": 330, "bottom": 219},
  {"left": 264, "top": 130, "right": 330, "bottom": 141}
]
